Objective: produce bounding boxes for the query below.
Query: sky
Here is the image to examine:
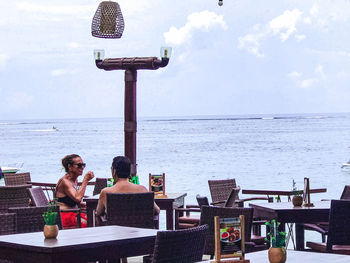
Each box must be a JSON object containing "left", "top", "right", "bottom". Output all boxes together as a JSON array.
[{"left": 1, "top": 0, "right": 350, "bottom": 120}]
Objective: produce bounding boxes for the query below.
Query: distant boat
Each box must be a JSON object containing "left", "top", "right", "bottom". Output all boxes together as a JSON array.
[
  {"left": 0, "top": 166, "right": 20, "bottom": 174},
  {"left": 341, "top": 161, "right": 350, "bottom": 168}
]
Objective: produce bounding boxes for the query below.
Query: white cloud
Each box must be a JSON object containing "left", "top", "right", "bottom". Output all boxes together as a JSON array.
[
  {"left": 288, "top": 71, "right": 302, "bottom": 79},
  {"left": 290, "top": 65, "right": 326, "bottom": 89},
  {"left": 300, "top": 79, "right": 316, "bottom": 88},
  {"left": 16, "top": 2, "right": 93, "bottom": 15},
  {"left": 51, "top": 69, "right": 66, "bottom": 76},
  {"left": 295, "top": 34, "right": 306, "bottom": 42},
  {"left": 310, "top": 3, "right": 319, "bottom": 16},
  {"left": 164, "top": 10, "right": 227, "bottom": 46},
  {"left": 66, "top": 42, "right": 80, "bottom": 49},
  {"left": 269, "top": 9, "right": 303, "bottom": 42},
  {"left": 238, "top": 32, "right": 266, "bottom": 58},
  {"left": 0, "top": 54, "right": 9, "bottom": 71},
  {"left": 238, "top": 9, "right": 303, "bottom": 57},
  {"left": 5, "top": 92, "right": 34, "bottom": 110},
  {"left": 315, "top": 64, "right": 325, "bottom": 77}
]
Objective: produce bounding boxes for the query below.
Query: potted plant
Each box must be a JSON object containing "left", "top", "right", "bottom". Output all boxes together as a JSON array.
[
  {"left": 292, "top": 179, "right": 303, "bottom": 207},
  {"left": 43, "top": 199, "right": 59, "bottom": 238},
  {"left": 265, "top": 220, "right": 286, "bottom": 263}
]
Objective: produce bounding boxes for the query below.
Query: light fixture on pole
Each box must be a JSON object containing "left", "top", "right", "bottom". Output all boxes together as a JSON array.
[
  {"left": 91, "top": 1, "right": 124, "bottom": 39},
  {"left": 218, "top": 0, "right": 223, "bottom": 6},
  {"left": 93, "top": 48, "right": 171, "bottom": 176}
]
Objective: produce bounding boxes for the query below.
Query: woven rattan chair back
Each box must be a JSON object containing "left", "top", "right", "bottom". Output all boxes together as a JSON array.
[
  {"left": 208, "top": 179, "right": 237, "bottom": 206},
  {"left": 4, "top": 172, "right": 31, "bottom": 186},
  {"left": 326, "top": 199, "right": 350, "bottom": 251},
  {"left": 199, "top": 205, "right": 253, "bottom": 256},
  {"left": 93, "top": 178, "right": 108, "bottom": 196},
  {"left": 224, "top": 187, "right": 241, "bottom": 208},
  {"left": 0, "top": 185, "right": 30, "bottom": 213},
  {"left": 107, "top": 192, "right": 155, "bottom": 229},
  {"left": 151, "top": 224, "right": 208, "bottom": 263},
  {"left": 0, "top": 213, "right": 16, "bottom": 235},
  {"left": 340, "top": 186, "right": 350, "bottom": 200},
  {"left": 27, "top": 187, "right": 49, "bottom": 207},
  {"left": 196, "top": 195, "right": 209, "bottom": 207},
  {"left": 8, "top": 206, "right": 62, "bottom": 233}
]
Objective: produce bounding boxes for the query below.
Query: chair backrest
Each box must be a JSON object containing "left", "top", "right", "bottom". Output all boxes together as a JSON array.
[
  {"left": 196, "top": 195, "right": 209, "bottom": 207},
  {"left": 0, "top": 213, "right": 16, "bottom": 235},
  {"left": 224, "top": 187, "right": 241, "bottom": 207},
  {"left": 106, "top": 192, "right": 155, "bottom": 229},
  {"left": 151, "top": 224, "right": 208, "bottom": 263},
  {"left": 4, "top": 172, "right": 31, "bottom": 186},
  {"left": 326, "top": 199, "right": 350, "bottom": 251},
  {"left": 199, "top": 205, "right": 253, "bottom": 256},
  {"left": 0, "top": 185, "right": 31, "bottom": 212},
  {"left": 340, "top": 186, "right": 350, "bottom": 200},
  {"left": 93, "top": 178, "right": 108, "bottom": 196},
  {"left": 208, "top": 179, "right": 237, "bottom": 205},
  {"left": 8, "top": 206, "right": 63, "bottom": 233},
  {"left": 27, "top": 187, "right": 49, "bottom": 207}
]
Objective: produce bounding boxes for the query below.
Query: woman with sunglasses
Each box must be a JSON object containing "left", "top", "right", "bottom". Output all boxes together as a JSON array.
[{"left": 55, "top": 154, "right": 94, "bottom": 228}]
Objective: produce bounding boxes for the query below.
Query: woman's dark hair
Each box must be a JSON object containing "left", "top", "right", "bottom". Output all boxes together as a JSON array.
[
  {"left": 111, "top": 156, "right": 131, "bottom": 178},
  {"left": 62, "top": 154, "right": 80, "bottom": 172}
]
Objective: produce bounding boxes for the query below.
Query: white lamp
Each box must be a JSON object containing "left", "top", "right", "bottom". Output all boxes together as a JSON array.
[
  {"left": 94, "top": 49, "right": 105, "bottom": 61},
  {"left": 160, "top": 47, "right": 172, "bottom": 59}
]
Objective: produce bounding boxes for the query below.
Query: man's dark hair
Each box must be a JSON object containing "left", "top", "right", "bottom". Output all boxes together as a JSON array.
[{"left": 111, "top": 156, "right": 131, "bottom": 178}]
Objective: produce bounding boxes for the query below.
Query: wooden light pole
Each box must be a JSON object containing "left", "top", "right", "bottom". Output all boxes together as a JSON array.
[{"left": 95, "top": 56, "right": 170, "bottom": 176}]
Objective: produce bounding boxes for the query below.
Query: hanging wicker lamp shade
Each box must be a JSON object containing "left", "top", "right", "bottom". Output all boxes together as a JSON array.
[{"left": 91, "top": 1, "right": 124, "bottom": 39}]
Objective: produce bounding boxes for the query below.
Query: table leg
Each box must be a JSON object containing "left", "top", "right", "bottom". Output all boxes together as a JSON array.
[
  {"left": 86, "top": 203, "right": 94, "bottom": 227},
  {"left": 295, "top": 223, "right": 305, "bottom": 251},
  {"left": 166, "top": 208, "right": 173, "bottom": 230}
]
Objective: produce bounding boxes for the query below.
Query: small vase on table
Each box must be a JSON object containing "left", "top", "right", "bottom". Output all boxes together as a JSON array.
[
  {"left": 43, "top": 200, "right": 59, "bottom": 239},
  {"left": 266, "top": 220, "right": 286, "bottom": 263}
]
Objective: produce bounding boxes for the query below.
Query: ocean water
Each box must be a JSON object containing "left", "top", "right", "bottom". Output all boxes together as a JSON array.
[{"left": 1, "top": 113, "right": 350, "bottom": 240}]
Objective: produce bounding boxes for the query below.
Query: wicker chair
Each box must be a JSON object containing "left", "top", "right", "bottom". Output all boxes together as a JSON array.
[
  {"left": 8, "top": 206, "right": 63, "bottom": 233},
  {"left": 93, "top": 178, "right": 108, "bottom": 196},
  {"left": 27, "top": 187, "right": 82, "bottom": 228},
  {"left": 175, "top": 195, "right": 209, "bottom": 230},
  {"left": 199, "top": 205, "right": 268, "bottom": 257},
  {"left": 106, "top": 192, "right": 156, "bottom": 229},
  {"left": 208, "top": 179, "right": 271, "bottom": 207},
  {"left": 0, "top": 185, "right": 31, "bottom": 213},
  {"left": 208, "top": 179, "right": 237, "bottom": 206},
  {"left": 0, "top": 213, "right": 16, "bottom": 263},
  {"left": 302, "top": 185, "right": 350, "bottom": 242},
  {"left": 306, "top": 199, "right": 350, "bottom": 254},
  {"left": 0, "top": 213, "right": 16, "bottom": 235},
  {"left": 4, "top": 172, "right": 31, "bottom": 186},
  {"left": 144, "top": 224, "right": 208, "bottom": 263}
]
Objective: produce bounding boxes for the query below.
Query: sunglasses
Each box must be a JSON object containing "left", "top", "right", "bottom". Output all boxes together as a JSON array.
[{"left": 74, "top": 163, "right": 86, "bottom": 168}]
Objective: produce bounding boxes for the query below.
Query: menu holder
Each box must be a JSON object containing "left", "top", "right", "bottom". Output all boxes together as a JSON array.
[
  {"left": 149, "top": 173, "right": 167, "bottom": 198},
  {"left": 212, "top": 215, "right": 250, "bottom": 263},
  {"left": 303, "top": 177, "right": 314, "bottom": 207}
]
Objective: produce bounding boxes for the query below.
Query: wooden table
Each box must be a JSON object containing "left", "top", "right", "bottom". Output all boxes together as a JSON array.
[
  {"left": 242, "top": 188, "right": 327, "bottom": 201},
  {"left": 84, "top": 192, "right": 187, "bottom": 230},
  {"left": 249, "top": 201, "right": 330, "bottom": 250},
  {"left": 0, "top": 225, "right": 157, "bottom": 263},
  {"left": 198, "top": 249, "right": 350, "bottom": 262}
]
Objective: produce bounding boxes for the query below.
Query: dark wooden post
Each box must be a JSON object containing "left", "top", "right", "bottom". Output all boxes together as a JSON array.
[{"left": 124, "top": 69, "right": 137, "bottom": 175}]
